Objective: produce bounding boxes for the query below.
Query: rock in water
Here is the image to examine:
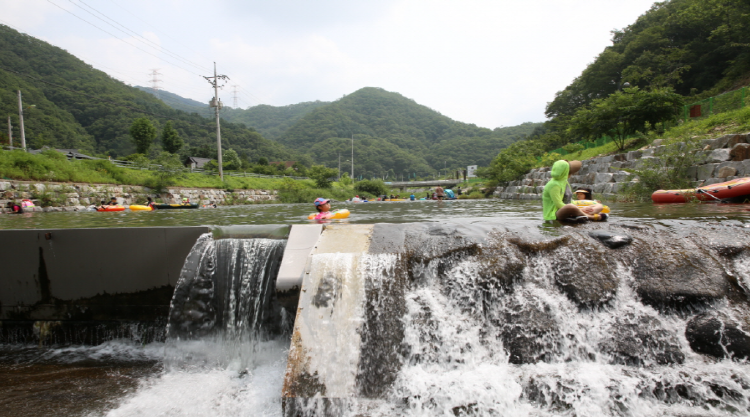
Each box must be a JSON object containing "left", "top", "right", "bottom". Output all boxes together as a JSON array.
[
  {"left": 588, "top": 231, "right": 633, "bottom": 249},
  {"left": 685, "top": 309, "right": 750, "bottom": 360}
]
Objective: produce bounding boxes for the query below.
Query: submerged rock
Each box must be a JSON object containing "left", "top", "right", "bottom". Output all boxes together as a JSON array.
[
  {"left": 627, "top": 237, "right": 730, "bottom": 310},
  {"left": 588, "top": 231, "right": 633, "bottom": 249},
  {"left": 499, "top": 290, "right": 563, "bottom": 364},
  {"left": 686, "top": 308, "right": 750, "bottom": 361},
  {"left": 598, "top": 313, "right": 685, "bottom": 366}
]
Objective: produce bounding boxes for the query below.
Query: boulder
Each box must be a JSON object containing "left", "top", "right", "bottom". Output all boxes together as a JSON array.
[
  {"left": 547, "top": 234, "right": 620, "bottom": 307},
  {"left": 685, "top": 309, "right": 750, "bottom": 360},
  {"left": 726, "top": 134, "right": 748, "bottom": 148},
  {"left": 626, "top": 150, "right": 642, "bottom": 161},
  {"left": 729, "top": 143, "right": 750, "bottom": 162},
  {"left": 696, "top": 164, "right": 718, "bottom": 181},
  {"left": 594, "top": 173, "right": 614, "bottom": 183},
  {"left": 629, "top": 241, "right": 730, "bottom": 310},
  {"left": 599, "top": 313, "right": 685, "bottom": 365},
  {"left": 707, "top": 148, "right": 731, "bottom": 163},
  {"left": 499, "top": 290, "right": 563, "bottom": 364},
  {"left": 717, "top": 161, "right": 745, "bottom": 177},
  {"left": 717, "top": 166, "right": 738, "bottom": 178},
  {"left": 588, "top": 231, "right": 633, "bottom": 249}
]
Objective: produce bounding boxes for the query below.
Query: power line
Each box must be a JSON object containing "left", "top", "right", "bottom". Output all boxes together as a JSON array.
[
  {"left": 0, "top": 65, "right": 215, "bottom": 128},
  {"left": 105, "top": 0, "right": 272, "bottom": 107},
  {"left": 45, "top": 0, "right": 204, "bottom": 77},
  {"left": 73, "top": 0, "right": 210, "bottom": 73}
]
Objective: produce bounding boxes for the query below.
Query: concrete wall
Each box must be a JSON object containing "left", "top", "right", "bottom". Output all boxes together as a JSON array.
[
  {"left": 0, "top": 181, "right": 278, "bottom": 213},
  {"left": 0, "top": 226, "right": 209, "bottom": 321}
]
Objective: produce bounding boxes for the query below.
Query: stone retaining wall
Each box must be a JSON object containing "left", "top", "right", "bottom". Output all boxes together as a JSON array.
[
  {"left": 494, "top": 133, "right": 750, "bottom": 200},
  {"left": 0, "top": 181, "right": 277, "bottom": 213}
]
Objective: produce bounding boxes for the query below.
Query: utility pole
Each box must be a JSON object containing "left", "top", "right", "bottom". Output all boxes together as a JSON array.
[
  {"left": 232, "top": 85, "right": 239, "bottom": 108},
  {"left": 17, "top": 91, "right": 26, "bottom": 151},
  {"left": 7, "top": 116, "right": 12, "bottom": 150},
  {"left": 351, "top": 134, "right": 354, "bottom": 180},
  {"left": 203, "top": 63, "right": 229, "bottom": 180},
  {"left": 149, "top": 69, "right": 162, "bottom": 99},
  {"left": 338, "top": 153, "right": 341, "bottom": 180}
]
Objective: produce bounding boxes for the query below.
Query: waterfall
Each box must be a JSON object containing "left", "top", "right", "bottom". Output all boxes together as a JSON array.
[{"left": 166, "top": 233, "right": 288, "bottom": 342}]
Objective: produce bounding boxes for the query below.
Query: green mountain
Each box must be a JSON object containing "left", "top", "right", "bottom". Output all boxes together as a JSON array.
[
  {"left": 145, "top": 86, "right": 538, "bottom": 178},
  {"left": 220, "top": 101, "right": 329, "bottom": 140},
  {"left": 278, "top": 87, "right": 539, "bottom": 178},
  {"left": 0, "top": 25, "right": 298, "bottom": 162},
  {"left": 137, "top": 86, "right": 328, "bottom": 141},
  {"left": 135, "top": 86, "right": 210, "bottom": 117}
]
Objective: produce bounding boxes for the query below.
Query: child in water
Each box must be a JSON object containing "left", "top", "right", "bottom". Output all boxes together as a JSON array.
[{"left": 312, "top": 198, "right": 333, "bottom": 220}]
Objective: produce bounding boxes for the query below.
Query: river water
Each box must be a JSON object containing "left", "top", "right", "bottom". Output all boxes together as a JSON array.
[
  {"left": 2, "top": 199, "right": 750, "bottom": 417},
  {"left": 2, "top": 198, "right": 749, "bottom": 230}
]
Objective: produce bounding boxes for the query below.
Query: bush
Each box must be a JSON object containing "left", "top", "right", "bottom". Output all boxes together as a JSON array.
[
  {"left": 354, "top": 179, "right": 388, "bottom": 196},
  {"left": 307, "top": 165, "right": 338, "bottom": 188}
]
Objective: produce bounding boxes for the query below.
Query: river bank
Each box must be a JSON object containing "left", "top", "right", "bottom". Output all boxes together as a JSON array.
[
  {"left": 0, "top": 180, "right": 277, "bottom": 213},
  {"left": 493, "top": 133, "right": 750, "bottom": 201}
]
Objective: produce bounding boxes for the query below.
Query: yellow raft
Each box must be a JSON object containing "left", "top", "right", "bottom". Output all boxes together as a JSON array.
[
  {"left": 307, "top": 209, "right": 350, "bottom": 220},
  {"left": 573, "top": 199, "right": 610, "bottom": 214},
  {"left": 129, "top": 205, "right": 153, "bottom": 211}
]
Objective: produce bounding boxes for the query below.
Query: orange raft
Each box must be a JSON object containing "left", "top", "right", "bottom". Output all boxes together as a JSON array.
[{"left": 652, "top": 177, "right": 750, "bottom": 203}]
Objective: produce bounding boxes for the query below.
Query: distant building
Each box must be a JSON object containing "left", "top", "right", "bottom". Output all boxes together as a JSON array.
[{"left": 186, "top": 157, "right": 212, "bottom": 170}]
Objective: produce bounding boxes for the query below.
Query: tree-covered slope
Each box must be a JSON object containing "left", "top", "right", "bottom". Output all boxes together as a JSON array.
[
  {"left": 546, "top": 0, "right": 750, "bottom": 120},
  {"left": 138, "top": 86, "right": 328, "bottom": 141},
  {"left": 278, "top": 87, "right": 539, "bottom": 177},
  {"left": 0, "top": 25, "right": 298, "bottom": 162},
  {"left": 135, "top": 86, "right": 211, "bottom": 117},
  {"left": 220, "top": 101, "right": 329, "bottom": 140}
]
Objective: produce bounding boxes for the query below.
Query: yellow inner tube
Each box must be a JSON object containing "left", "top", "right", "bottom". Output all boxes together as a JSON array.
[
  {"left": 308, "top": 209, "right": 350, "bottom": 220},
  {"left": 129, "top": 205, "right": 153, "bottom": 211},
  {"left": 573, "top": 199, "right": 610, "bottom": 214}
]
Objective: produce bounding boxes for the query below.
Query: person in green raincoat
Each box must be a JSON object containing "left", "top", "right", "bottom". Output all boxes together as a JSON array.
[{"left": 543, "top": 160, "right": 605, "bottom": 223}]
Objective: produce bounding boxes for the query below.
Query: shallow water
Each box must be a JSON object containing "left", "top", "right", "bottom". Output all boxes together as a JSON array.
[{"left": 2, "top": 198, "right": 750, "bottom": 231}]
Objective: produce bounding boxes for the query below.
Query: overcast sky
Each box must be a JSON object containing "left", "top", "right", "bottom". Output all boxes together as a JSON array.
[{"left": 1, "top": 0, "right": 657, "bottom": 129}]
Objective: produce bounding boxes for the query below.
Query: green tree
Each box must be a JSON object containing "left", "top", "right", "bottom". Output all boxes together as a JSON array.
[
  {"left": 223, "top": 149, "right": 242, "bottom": 170},
  {"left": 129, "top": 118, "right": 157, "bottom": 155},
  {"left": 146, "top": 152, "right": 185, "bottom": 193},
  {"left": 258, "top": 157, "right": 269, "bottom": 165},
  {"left": 339, "top": 172, "right": 353, "bottom": 187},
  {"left": 567, "top": 87, "right": 683, "bottom": 150},
  {"left": 161, "top": 121, "right": 183, "bottom": 154},
  {"left": 353, "top": 179, "right": 388, "bottom": 196},
  {"left": 307, "top": 165, "right": 338, "bottom": 188}
]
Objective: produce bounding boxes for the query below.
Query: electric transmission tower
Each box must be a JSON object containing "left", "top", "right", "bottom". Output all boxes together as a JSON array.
[
  {"left": 232, "top": 85, "right": 240, "bottom": 108},
  {"left": 149, "top": 69, "right": 162, "bottom": 98},
  {"left": 203, "top": 63, "right": 229, "bottom": 180}
]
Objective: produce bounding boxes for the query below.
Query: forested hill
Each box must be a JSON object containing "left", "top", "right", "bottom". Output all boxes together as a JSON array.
[
  {"left": 546, "top": 0, "right": 750, "bottom": 120},
  {"left": 0, "top": 25, "right": 298, "bottom": 161},
  {"left": 277, "top": 87, "right": 539, "bottom": 178},
  {"left": 136, "top": 87, "right": 328, "bottom": 142},
  {"left": 135, "top": 86, "right": 210, "bottom": 117}
]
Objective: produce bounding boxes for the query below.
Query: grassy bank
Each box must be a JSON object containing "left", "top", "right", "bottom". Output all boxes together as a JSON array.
[{"left": 0, "top": 149, "right": 300, "bottom": 191}]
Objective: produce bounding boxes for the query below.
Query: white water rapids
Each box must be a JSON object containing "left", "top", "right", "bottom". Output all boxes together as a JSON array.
[{"left": 10, "top": 229, "right": 748, "bottom": 417}]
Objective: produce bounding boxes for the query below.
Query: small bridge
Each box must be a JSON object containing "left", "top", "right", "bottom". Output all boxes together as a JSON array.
[{"left": 385, "top": 180, "right": 461, "bottom": 190}]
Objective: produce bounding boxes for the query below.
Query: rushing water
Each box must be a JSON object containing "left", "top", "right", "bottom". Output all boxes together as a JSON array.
[{"left": 4, "top": 199, "right": 750, "bottom": 416}]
